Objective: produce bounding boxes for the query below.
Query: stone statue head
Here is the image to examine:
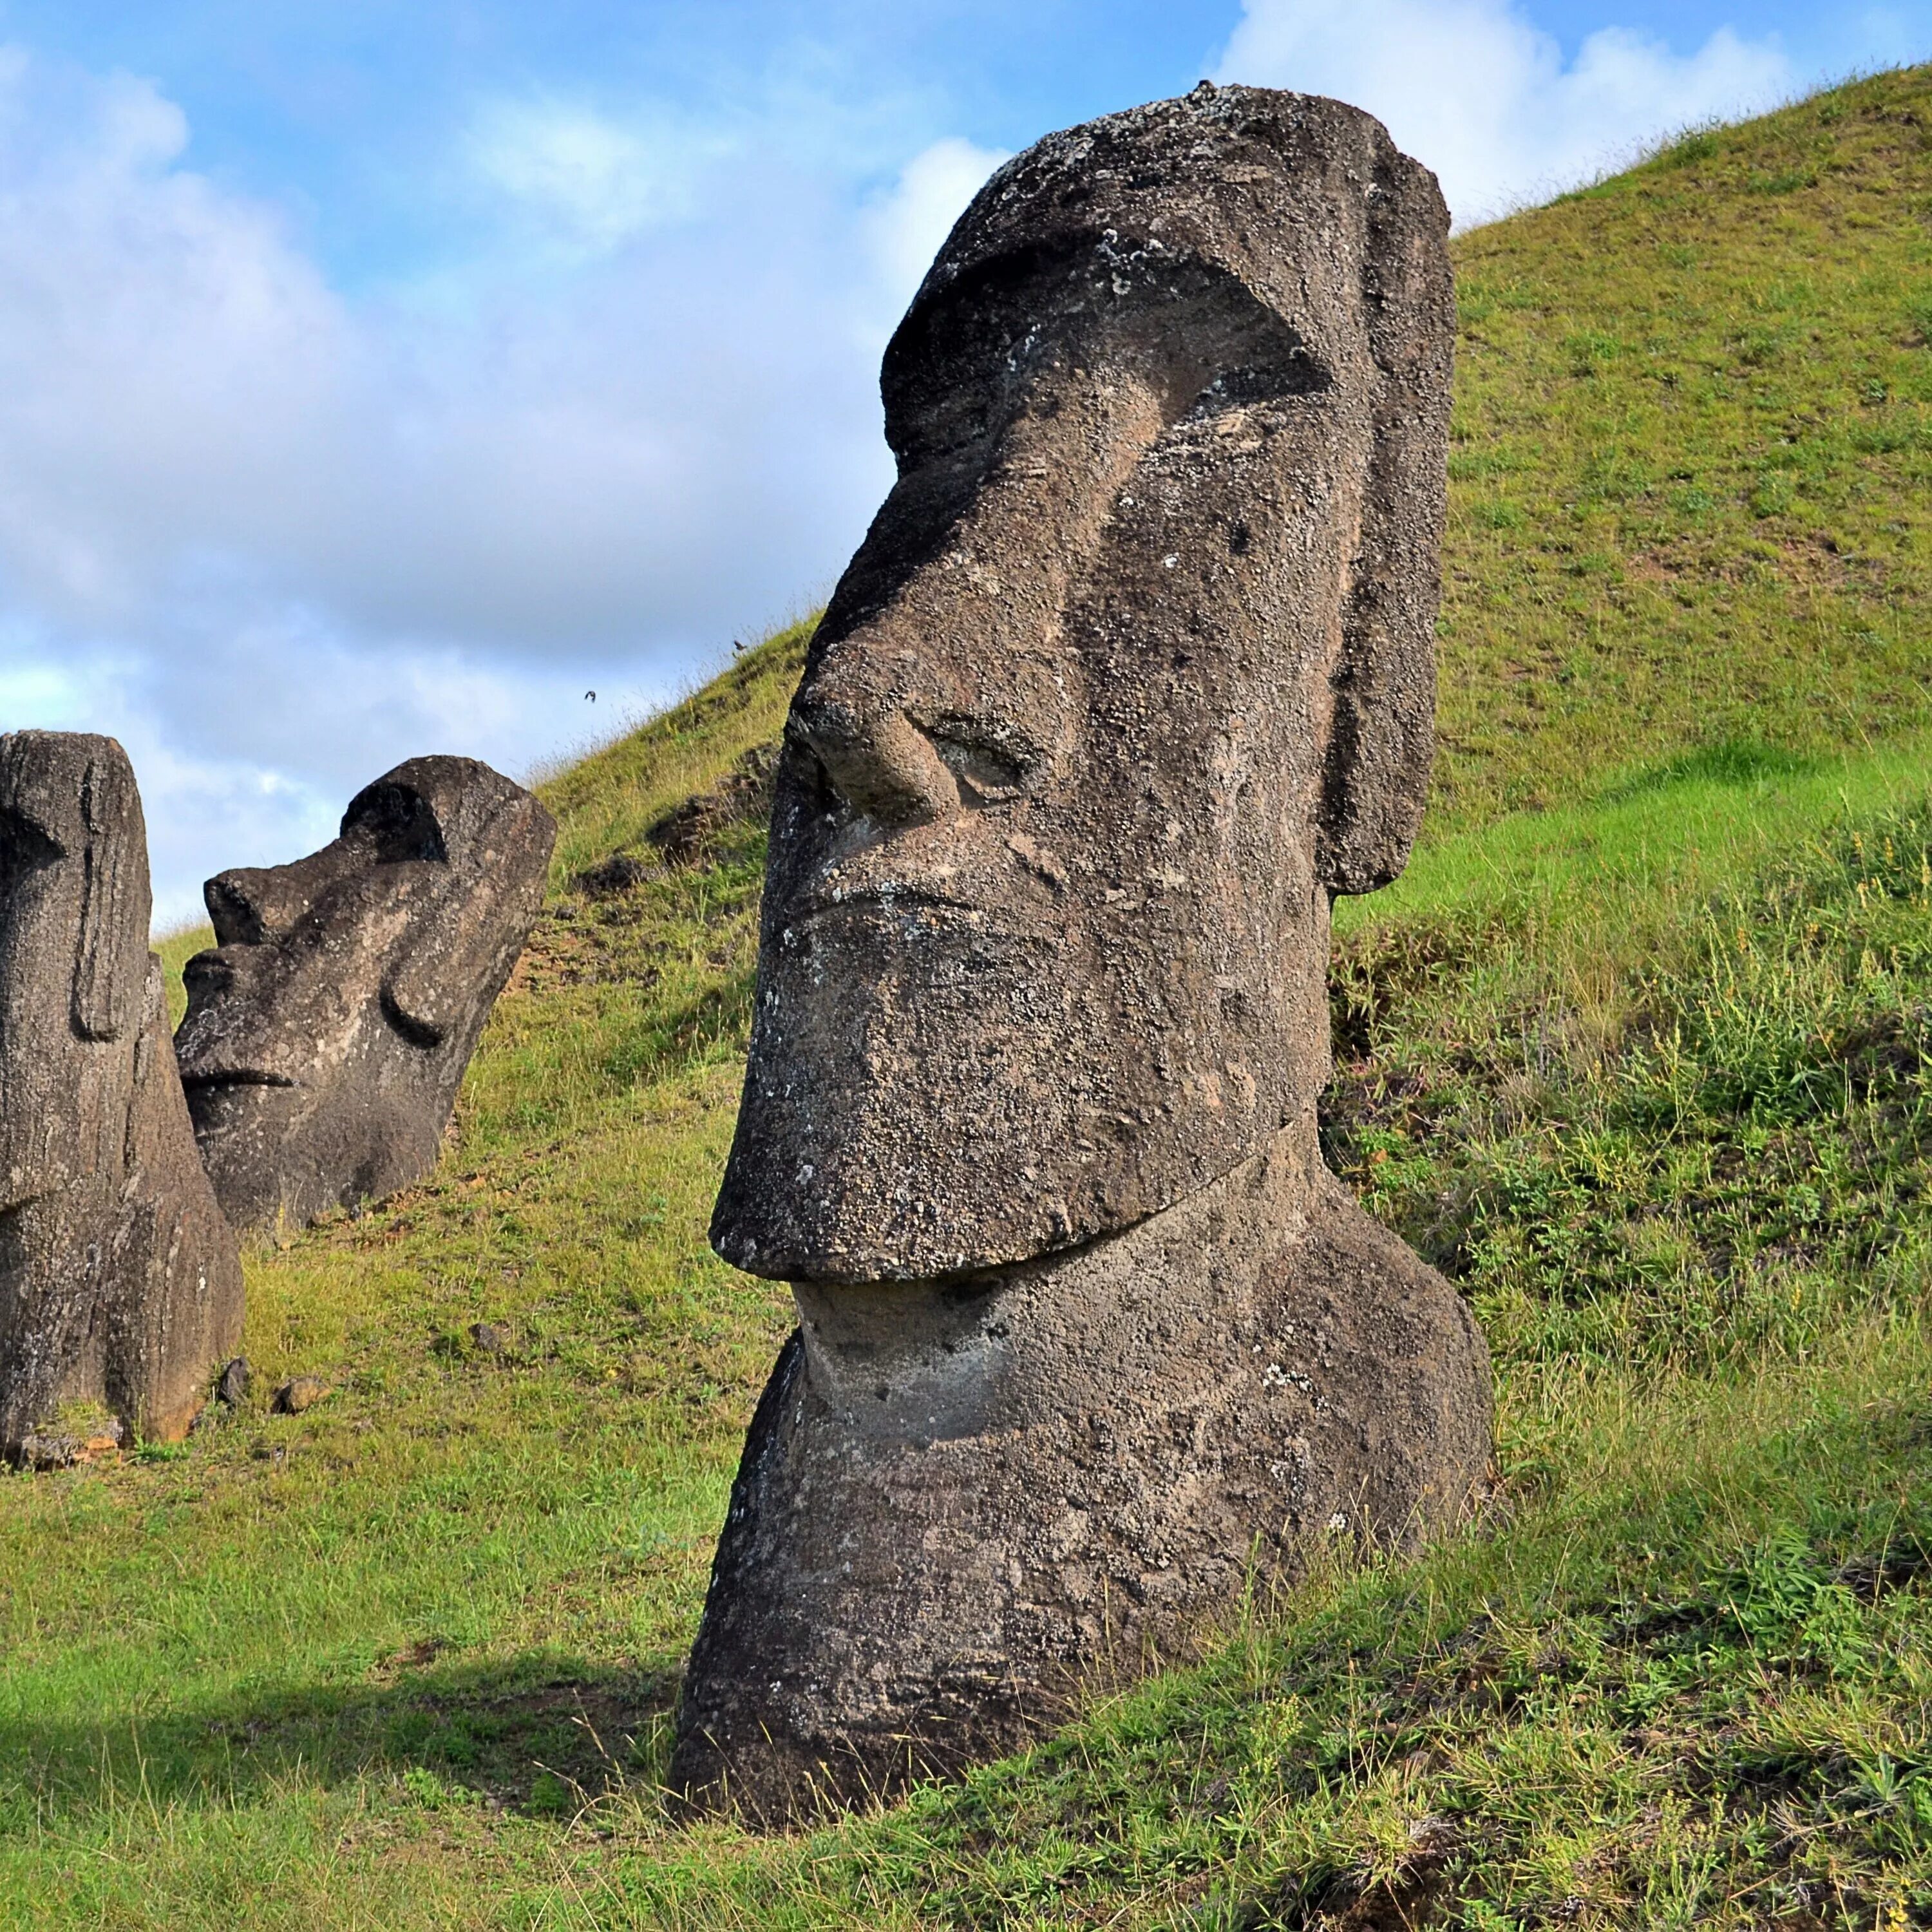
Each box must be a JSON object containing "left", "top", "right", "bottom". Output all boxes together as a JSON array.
[
  {"left": 713, "top": 86, "right": 1452, "bottom": 1283},
  {"left": 0, "top": 732, "right": 150, "bottom": 1211},
  {"left": 175, "top": 755, "right": 556, "bottom": 1231},
  {"left": 0, "top": 731, "right": 243, "bottom": 1455}
]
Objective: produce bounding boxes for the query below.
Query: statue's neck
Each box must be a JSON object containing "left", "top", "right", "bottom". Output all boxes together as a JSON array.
[{"left": 791, "top": 1117, "right": 1328, "bottom": 1443}]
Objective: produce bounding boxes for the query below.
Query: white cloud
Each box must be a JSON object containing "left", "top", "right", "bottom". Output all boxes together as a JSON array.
[
  {"left": 466, "top": 98, "right": 730, "bottom": 256},
  {"left": 862, "top": 135, "right": 1008, "bottom": 310},
  {"left": 1213, "top": 0, "right": 1794, "bottom": 226},
  {"left": 0, "top": 52, "right": 357, "bottom": 627},
  {"left": 0, "top": 48, "right": 995, "bottom": 922}
]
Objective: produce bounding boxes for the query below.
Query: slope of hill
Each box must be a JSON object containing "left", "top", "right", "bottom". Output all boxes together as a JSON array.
[
  {"left": 6, "top": 66, "right": 1932, "bottom": 1931},
  {"left": 1435, "top": 68, "right": 1932, "bottom": 830}
]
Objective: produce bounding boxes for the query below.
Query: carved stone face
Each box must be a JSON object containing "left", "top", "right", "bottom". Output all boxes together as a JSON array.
[
  {"left": 0, "top": 733, "right": 149, "bottom": 1211},
  {"left": 175, "top": 756, "right": 555, "bottom": 1231},
  {"left": 0, "top": 731, "right": 243, "bottom": 1455},
  {"left": 713, "top": 88, "right": 1452, "bottom": 1283}
]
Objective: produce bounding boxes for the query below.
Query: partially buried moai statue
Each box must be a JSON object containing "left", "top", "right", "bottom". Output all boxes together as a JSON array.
[
  {"left": 174, "top": 757, "right": 556, "bottom": 1233},
  {"left": 672, "top": 84, "right": 1493, "bottom": 1821},
  {"left": 0, "top": 733, "right": 243, "bottom": 1458}
]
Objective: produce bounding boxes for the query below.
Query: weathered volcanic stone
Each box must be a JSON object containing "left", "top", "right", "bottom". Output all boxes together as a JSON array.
[
  {"left": 681, "top": 1130, "right": 1488, "bottom": 1819},
  {"left": 175, "top": 757, "right": 555, "bottom": 1232},
  {"left": 0, "top": 732, "right": 243, "bottom": 1457},
  {"left": 712, "top": 85, "right": 1452, "bottom": 1283},
  {"left": 674, "top": 84, "right": 1492, "bottom": 1822}
]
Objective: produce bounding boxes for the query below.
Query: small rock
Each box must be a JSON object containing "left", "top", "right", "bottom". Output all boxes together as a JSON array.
[
  {"left": 573, "top": 854, "right": 665, "bottom": 900},
  {"left": 216, "top": 1357, "right": 251, "bottom": 1406},
  {"left": 271, "top": 1375, "right": 330, "bottom": 1416},
  {"left": 17, "top": 1433, "right": 81, "bottom": 1471},
  {"left": 469, "top": 1321, "right": 507, "bottom": 1356}
]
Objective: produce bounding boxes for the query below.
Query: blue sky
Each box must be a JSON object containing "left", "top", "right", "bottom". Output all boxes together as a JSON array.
[{"left": 0, "top": 0, "right": 1923, "bottom": 923}]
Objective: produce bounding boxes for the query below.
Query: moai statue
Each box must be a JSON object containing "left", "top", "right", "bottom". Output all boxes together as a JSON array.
[
  {"left": 0, "top": 732, "right": 243, "bottom": 1457},
  {"left": 175, "top": 757, "right": 555, "bottom": 1232},
  {"left": 672, "top": 85, "right": 1492, "bottom": 1821}
]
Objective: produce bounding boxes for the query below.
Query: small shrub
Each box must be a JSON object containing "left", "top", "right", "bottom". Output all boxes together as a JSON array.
[
  {"left": 1662, "top": 129, "right": 1721, "bottom": 168},
  {"left": 1748, "top": 166, "right": 1819, "bottom": 194}
]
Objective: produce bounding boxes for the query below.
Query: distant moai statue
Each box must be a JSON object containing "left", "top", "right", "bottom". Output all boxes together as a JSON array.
[
  {"left": 672, "top": 85, "right": 1493, "bottom": 1821},
  {"left": 0, "top": 732, "right": 243, "bottom": 1457},
  {"left": 174, "top": 756, "right": 555, "bottom": 1232}
]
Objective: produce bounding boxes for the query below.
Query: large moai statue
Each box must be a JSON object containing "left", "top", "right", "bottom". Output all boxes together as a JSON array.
[
  {"left": 0, "top": 732, "right": 243, "bottom": 1456},
  {"left": 672, "top": 85, "right": 1493, "bottom": 1821},
  {"left": 174, "top": 757, "right": 555, "bottom": 1232}
]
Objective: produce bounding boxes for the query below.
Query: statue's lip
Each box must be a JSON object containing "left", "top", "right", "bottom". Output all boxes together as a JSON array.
[
  {"left": 784, "top": 884, "right": 983, "bottom": 926},
  {"left": 178, "top": 1068, "right": 299, "bottom": 1091}
]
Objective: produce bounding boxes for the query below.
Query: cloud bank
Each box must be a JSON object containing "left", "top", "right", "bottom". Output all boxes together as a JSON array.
[
  {"left": 0, "top": 46, "right": 1002, "bottom": 923},
  {"left": 1214, "top": 0, "right": 1795, "bottom": 226}
]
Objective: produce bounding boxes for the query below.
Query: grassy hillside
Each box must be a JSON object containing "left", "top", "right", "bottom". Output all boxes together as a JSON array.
[
  {"left": 1435, "top": 67, "right": 1932, "bottom": 828},
  {"left": 8, "top": 65, "right": 1932, "bottom": 1930}
]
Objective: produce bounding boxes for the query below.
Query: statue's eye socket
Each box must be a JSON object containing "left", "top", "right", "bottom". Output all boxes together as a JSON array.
[
  {"left": 1190, "top": 352, "right": 1332, "bottom": 418},
  {"left": 0, "top": 809, "right": 62, "bottom": 896},
  {"left": 345, "top": 784, "right": 448, "bottom": 864}
]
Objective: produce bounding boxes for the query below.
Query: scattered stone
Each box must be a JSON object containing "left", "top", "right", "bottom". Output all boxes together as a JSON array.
[
  {"left": 13, "top": 1417, "right": 122, "bottom": 1469},
  {"left": 386, "top": 1634, "right": 450, "bottom": 1670},
  {"left": 271, "top": 1375, "right": 329, "bottom": 1416},
  {"left": 0, "top": 732, "right": 245, "bottom": 1463},
  {"left": 175, "top": 757, "right": 557, "bottom": 1232},
  {"left": 468, "top": 1321, "right": 507, "bottom": 1356},
  {"left": 216, "top": 1358, "right": 251, "bottom": 1407},
  {"left": 676, "top": 86, "right": 1490, "bottom": 1822},
  {"left": 571, "top": 855, "right": 664, "bottom": 900}
]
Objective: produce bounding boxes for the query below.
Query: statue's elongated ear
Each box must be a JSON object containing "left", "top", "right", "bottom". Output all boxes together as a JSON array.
[
  {"left": 73, "top": 747, "right": 149, "bottom": 1043},
  {"left": 1316, "top": 144, "right": 1454, "bottom": 897},
  {"left": 381, "top": 795, "right": 552, "bottom": 1051}
]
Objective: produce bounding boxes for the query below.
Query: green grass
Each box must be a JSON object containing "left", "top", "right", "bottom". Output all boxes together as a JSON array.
[
  {"left": 9, "top": 68, "right": 1932, "bottom": 1930},
  {"left": 1436, "top": 68, "right": 1932, "bottom": 829}
]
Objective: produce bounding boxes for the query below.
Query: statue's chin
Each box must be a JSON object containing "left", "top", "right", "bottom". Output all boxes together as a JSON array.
[{"left": 676, "top": 1121, "right": 1493, "bottom": 1825}]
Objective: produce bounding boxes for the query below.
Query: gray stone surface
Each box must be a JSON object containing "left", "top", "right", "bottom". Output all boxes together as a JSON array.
[
  {"left": 677, "top": 1129, "right": 1490, "bottom": 1821},
  {"left": 676, "top": 84, "right": 1489, "bottom": 1822},
  {"left": 0, "top": 732, "right": 243, "bottom": 1457},
  {"left": 175, "top": 756, "right": 555, "bottom": 1231},
  {"left": 713, "top": 83, "right": 1453, "bottom": 1283}
]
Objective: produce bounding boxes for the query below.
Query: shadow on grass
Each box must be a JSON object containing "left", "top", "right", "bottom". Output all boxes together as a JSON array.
[{"left": 0, "top": 1653, "right": 680, "bottom": 1823}]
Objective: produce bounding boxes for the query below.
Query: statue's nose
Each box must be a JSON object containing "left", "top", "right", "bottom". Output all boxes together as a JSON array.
[
  {"left": 204, "top": 867, "right": 310, "bottom": 946},
  {"left": 790, "top": 663, "right": 961, "bottom": 831}
]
